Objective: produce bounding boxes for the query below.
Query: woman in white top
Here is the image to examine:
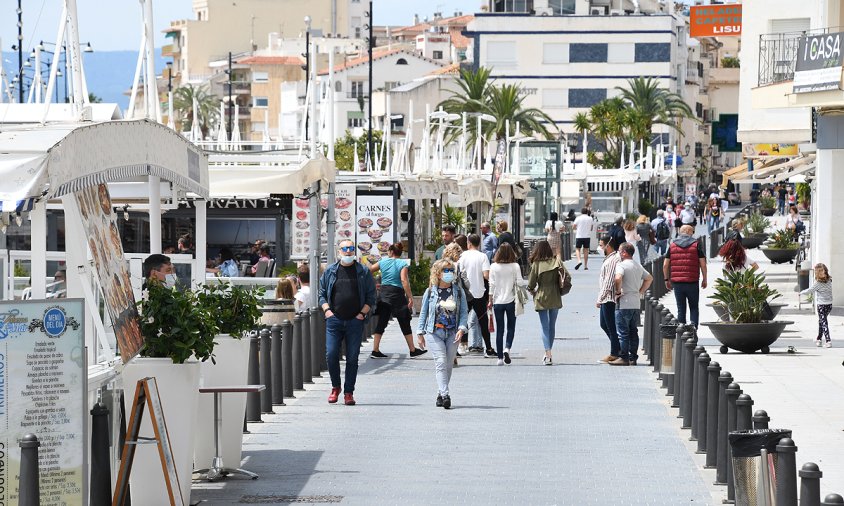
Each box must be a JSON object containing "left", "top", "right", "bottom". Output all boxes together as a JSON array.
[
  {"left": 544, "top": 211, "right": 564, "bottom": 258},
  {"left": 800, "top": 263, "right": 833, "bottom": 347},
  {"left": 488, "top": 243, "right": 524, "bottom": 365},
  {"left": 623, "top": 219, "right": 641, "bottom": 264}
]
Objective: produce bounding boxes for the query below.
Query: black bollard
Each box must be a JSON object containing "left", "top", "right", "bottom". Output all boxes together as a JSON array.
[
  {"left": 736, "top": 394, "right": 754, "bottom": 431},
  {"left": 19, "top": 434, "right": 40, "bottom": 506},
  {"left": 282, "top": 319, "right": 295, "bottom": 398},
  {"left": 652, "top": 303, "right": 665, "bottom": 368},
  {"left": 673, "top": 330, "right": 690, "bottom": 408},
  {"left": 643, "top": 291, "right": 652, "bottom": 355},
  {"left": 90, "top": 402, "right": 111, "bottom": 504},
  {"left": 320, "top": 310, "right": 328, "bottom": 371},
  {"left": 301, "top": 310, "right": 313, "bottom": 384},
  {"left": 292, "top": 314, "right": 304, "bottom": 390},
  {"left": 694, "top": 351, "right": 710, "bottom": 449},
  {"left": 687, "top": 345, "right": 705, "bottom": 434},
  {"left": 648, "top": 298, "right": 658, "bottom": 363},
  {"left": 726, "top": 382, "right": 743, "bottom": 501},
  {"left": 271, "top": 324, "right": 285, "bottom": 406},
  {"left": 246, "top": 331, "right": 262, "bottom": 422},
  {"left": 309, "top": 308, "right": 321, "bottom": 378},
  {"left": 681, "top": 334, "right": 698, "bottom": 427},
  {"left": 704, "top": 361, "right": 720, "bottom": 468},
  {"left": 715, "top": 371, "right": 733, "bottom": 485},
  {"left": 776, "top": 438, "right": 798, "bottom": 506},
  {"left": 800, "top": 462, "right": 822, "bottom": 506},
  {"left": 259, "top": 328, "right": 274, "bottom": 414},
  {"left": 823, "top": 494, "right": 844, "bottom": 506},
  {"left": 753, "top": 409, "right": 770, "bottom": 430}
]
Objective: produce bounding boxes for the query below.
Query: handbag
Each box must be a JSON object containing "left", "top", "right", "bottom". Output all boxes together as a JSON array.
[
  {"left": 648, "top": 228, "right": 656, "bottom": 245},
  {"left": 514, "top": 269, "right": 528, "bottom": 316},
  {"left": 558, "top": 265, "right": 573, "bottom": 296}
]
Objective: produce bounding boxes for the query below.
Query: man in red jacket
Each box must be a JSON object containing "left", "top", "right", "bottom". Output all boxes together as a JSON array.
[{"left": 663, "top": 225, "right": 707, "bottom": 328}]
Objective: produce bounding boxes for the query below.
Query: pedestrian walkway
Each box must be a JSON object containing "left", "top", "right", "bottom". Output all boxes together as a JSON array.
[
  {"left": 660, "top": 213, "right": 844, "bottom": 498},
  {"left": 192, "top": 261, "right": 714, "bottom": 505}
]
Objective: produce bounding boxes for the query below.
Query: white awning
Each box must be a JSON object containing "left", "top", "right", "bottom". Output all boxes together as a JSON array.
[
  {"left": 208, "top": 157, "right": 335, "bottom": 198},
  {"left": 732, "top": 156, "right": 816, "bottom": 184}
]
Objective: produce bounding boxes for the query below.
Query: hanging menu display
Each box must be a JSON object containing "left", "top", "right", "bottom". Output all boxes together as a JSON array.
[
  {"left": 291, "top": 186, "right": 357, "bottom": 260},
  {"left": 0, "top": 299, "right": 86, "bottom": 506},
  {"left": 355, "top": 191, "right": 396, "bottom": 267},
  {"left": 333, "top": 185, "right": 357, "bottom": 250},
  {"left": 291, "top": 196, "right": 316, "bottom": 260}
]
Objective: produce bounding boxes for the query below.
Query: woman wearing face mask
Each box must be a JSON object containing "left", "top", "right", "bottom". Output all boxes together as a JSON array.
[{"left": 417, "top": 258, "right": 468, "bottom": 409}]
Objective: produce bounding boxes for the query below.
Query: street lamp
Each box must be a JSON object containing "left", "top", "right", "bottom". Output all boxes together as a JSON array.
[
  {"left": 83, "top": 42, "right": 93, "bottom": 53},
  {"left": 684, "top": 143, "right": 691, "bottom": 157},
  {"left": 303, "top": 16, "right": 311, "bottom": 141}
]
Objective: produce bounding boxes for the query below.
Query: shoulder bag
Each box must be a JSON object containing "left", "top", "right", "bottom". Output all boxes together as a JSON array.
[
  {"left": 558, "top": 264, "right": 573, "bottom": 296},
  {"left": 514, "top": 266, "right": 528, "bottom": 316}
]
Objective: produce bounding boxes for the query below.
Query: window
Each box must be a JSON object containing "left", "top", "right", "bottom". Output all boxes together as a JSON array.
[
  {"left": 543, "top": 43, "right": 568, "bottom": 64},
  {"left": 348, "top": 113, "right": 365, "bottom": 128},
  {"left": 433, "top": 50, "right": 444, "bottom": 60},
  {"left": 396, "top": 58, "right": 408, "bottom": 65},
  {"left": 542, "top": 89, "right": 567, "bottom": 109},
  {"left": 568, "top": 89, "right": 607, "bottom": 108},
  {"left": 634, "top": 43, "right": 671, "bottom": 62},
  {"left": 384, "top": 81, "right": 400, "bottom": 91},
  {"left": 252, "top": 71, "right": 268, "bottom": 83},
  {"left": 569, "top": 43, "right": 608, "bottom": 63},
  {"left": 492, "top": 0, "right": 534, "bottom": 12},
  {"left": 251, "top": 122, "right": 265, "bottom": 132},
  {"left": 350, "top": 81, "right": 366, "bottom": 98},
  {"left": 486, "top": 41, "right": 517, "bottom": 67},
  {"left": 608, "top": 43, "right": 634, "bottom": 63},
  {"left": 335, "top": 81, "right": 342, "bottom": 92},
  {"left": 253, "top": 97, "right": 269, "bottom": 108},
  {"left": 549, "top": 0, "right": 576, "bottom": 14}
]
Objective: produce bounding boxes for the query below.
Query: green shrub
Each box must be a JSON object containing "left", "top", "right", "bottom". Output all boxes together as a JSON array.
[
  {"left": 746, "top": 212, "right": 770, "bottom": 234},
  {"left": 769, "top": 229, "right": 799, "bottom": 249},
  {"left": 409, "top": 257, "right": 432, "bottom": 296},
  {"left": 759, "top": 195, "right": 776, "bottom": 209},
  {"left": 638, "top": 199, "right": 654, "bottom": 217},
  {"left": 198, "top": 281, "right": 266, "bottom": 338},
  {"left": 709, "top": 269, "right": 780, "bottom": 323}
]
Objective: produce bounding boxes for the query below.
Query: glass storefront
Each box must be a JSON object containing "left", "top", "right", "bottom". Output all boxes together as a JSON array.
[{"left": 511, "top": 142, "right": 561, "bottom": 237}]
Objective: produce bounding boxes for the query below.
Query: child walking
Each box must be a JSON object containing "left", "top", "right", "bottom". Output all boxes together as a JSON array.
[{"left": 801, "top": 263, "right": 833, "bottom": 348}]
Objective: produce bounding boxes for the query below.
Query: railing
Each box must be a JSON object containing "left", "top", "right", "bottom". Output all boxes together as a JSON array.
[
  {"left": 346, "top": 92, "right": 368, "bottom": 99},
  {"left": 758, "top": 32, "right": 803, "bottom": 86},
  {"left": 686, "top": 67, "right": 700, "bottom": 84}
]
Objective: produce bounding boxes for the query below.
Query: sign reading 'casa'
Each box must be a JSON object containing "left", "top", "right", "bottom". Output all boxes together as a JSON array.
[
  {"left": 690, "top": 4, "right": 742, "bottom": 38},
  {"left": 794, "top": 31, "right": 844, "bottom": 93}
]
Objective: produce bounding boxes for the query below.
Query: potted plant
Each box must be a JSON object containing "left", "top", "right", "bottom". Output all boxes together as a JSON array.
[
  {"left": 758, "top": 195, "right": 777, "bottom": 216},
  {"left": 742, "top": 211, "right": 770, "bottom": 249},
  {"left": 409, "top": 256, "right": 431, "bottom": 314},
  {"left": 761, "top": 228, "right": 800, "bottom": 264},
  {"left": 124, "top": 281, "right": 219, "bottom": 506},
  {"left": 194, "top": 281, "right": 265, "bottom": 473},
  {"left": 795, "top": 182, "right": 811, "bottom": 213},
  {"left": 702, "top": 269, "right": 793, "bottom": 354}
]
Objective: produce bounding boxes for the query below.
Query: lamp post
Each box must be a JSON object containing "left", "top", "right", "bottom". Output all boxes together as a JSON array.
[
  {"left": 166, "top": 61, "right": 174, "bottom": 130},
  {"left": 365, "top": 1, "right": 373, "bottom": 171},
  {"left": 17, "top": 0, "right": 23, "bottom": 103},
  {"left": 303, "top": 16, "right": 311, "bottom": 141}
]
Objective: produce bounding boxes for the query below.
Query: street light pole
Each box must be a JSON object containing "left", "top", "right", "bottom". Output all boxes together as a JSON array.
[
  {"left": 17, "top": 0, "right": 23, "bottom": 103},
  {"left": 304, "top": 27, "right": 310, "bottom": 140},
  {"left": 227, "top": 52, "right": 233, "bottom": 137},
  {"left": 367, "top": 0, "right": 374, "bottom": 171}
]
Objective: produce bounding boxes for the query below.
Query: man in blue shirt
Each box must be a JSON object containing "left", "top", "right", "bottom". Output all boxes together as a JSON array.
[{"left": 481, "top": 221, "right": 498, "bottom": 261}]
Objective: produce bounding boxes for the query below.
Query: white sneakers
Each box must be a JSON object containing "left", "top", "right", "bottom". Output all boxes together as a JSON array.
[
  {"left": 817, "top": 340, "right": 823, "bottom": 347},
  {"left": 496, "top": 359, "right": 504, "bottom": 366},
  {"left": 825, "top": 341, "right": 833, "bottom": 348}
]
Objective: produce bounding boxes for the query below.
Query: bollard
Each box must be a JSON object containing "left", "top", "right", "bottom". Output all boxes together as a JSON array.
[
  {"left": 309, "top": 308, "right": 321, "bottom": 378},
  {"left": 271, "top": 324, "right": 285, "bottom": 406},
  {"left": 282, "top": 319, "right": 295, "bottom": 398},
  {"left": 648, "top": 298, "right": 659, "bottom": 363},
  {"left": 694, "top": 351, "right": 710, "bottom": 449},
  {"left": 673, "top": 330, "right": 690, "bottom": 408},
  {"left": 660, "top": 319, "right": 677, "bottom": 391},
  {"left": 301, "top": 310, "right": 313, "bottom": 384},
  {"left": 90, "top": 402, "right": 111, "bottom": 505},
  {"left": 800, "top": 462, "right": 822, "bottom": 506},
  {"left": 652, "top": 303, "right": 665, "bottom": 368},
  {"left": 317, "top": 308, "right": 327, "bottom": 371},
  {"left": 823, "top": 494, "right": 844, "bottom": 506},
  {"left": 736, "top": 393, "right": 754, "bottom": 431},
  {"left": 687, "top": 345, "right": 705, "bottom": 433},
  {"left": 656, "top": 309, "right": 672, "bottom": 373},
  {"left": 776, "top": 438, "right": 799, "bottom": 506},
  {"left": 726, "top": 382, "right": 743, "bottom": 501},
  {"left": 643, "top": 291, "right": 652, "bottom": 355},
  {"left": 753, "top": 409, "right": 771, "bottom": 430},
  {"left": 19, "top": 434, "right": 40, "bottom": 506},
  {"left": 259, "top": 328, "right": 274, "bottom": 414},
  {"left": 681, "top": 333, "right": 698, "bottom": 427},
  {"left": 715, "top": 371, "right": 734, "bottom": 485},
  {"left": 292, "top": 314, "right": 304, "bottom": 390},
  {"left": 704, "top": 361, "right": 721, "bottom": 468},
  {"left": 246, "top": 331, "right": 262, "bottom": 422}
]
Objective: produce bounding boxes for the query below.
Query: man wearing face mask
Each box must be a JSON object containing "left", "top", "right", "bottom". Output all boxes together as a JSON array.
[
  {"left": 319, "top": 240, "right": 377, "bottom": 406},
  {"left": 143, "top": 254, "right": 179, "bottom": 289}
]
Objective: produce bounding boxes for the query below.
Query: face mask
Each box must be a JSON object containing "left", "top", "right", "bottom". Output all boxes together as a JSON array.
[
  {"left": 164, "top": 273, "right": 178, "bottom": 288},
  {"left": 442, "top": 272, "right": 455, "bottom": 283},
  {"left": 598, "top": 246, "right": 606, "bottom": 256},
  {"left": 340, "top": 255, "right": 355, "bottom": 266}
]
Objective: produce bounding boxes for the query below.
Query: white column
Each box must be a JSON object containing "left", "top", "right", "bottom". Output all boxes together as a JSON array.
[
  {"left": 34, "top": 47, "right": 42, "bottom": 104},
  {"left": 814, "top": 149, "right": 844, "bottom": 304},
  {"left": 194, "top": 199, "right": 207, "bottom": 288},
  {"left": 149, "top": 176, "right": 161, "bottom": 254},
  {"left": 30, "top": 202, "right": 47, "bottom": 299},
  {"left": 60, "top": 195, "right": 95, "bottom": 364},
  {"left": 142, "top": 0, "right": 160, "bottom": 122},
  {"left": 64, "top": 0, "right": 86, "bottom": 116}
]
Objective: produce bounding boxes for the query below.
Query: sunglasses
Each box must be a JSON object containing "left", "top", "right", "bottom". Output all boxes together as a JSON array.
[
  {"left": 442, "top": 268, "right": 454, "bottom": 273},
  {"left": 340, "top": 246, "right": 356, "bottom": 252}
]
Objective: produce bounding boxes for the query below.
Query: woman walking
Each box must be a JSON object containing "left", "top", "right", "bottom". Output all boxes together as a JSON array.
[
  {"left": 527, "top": 240, "right": 566, "bottom": 365},
  {"left": 417, "top": 259, "right": 469, "bottom": 409},
  {"left": 623, "top": 219, "right": 641, "bottom": 264},
  {"left": 635, "top": 215, "right": 653, "bottom": 264},
  {"left": 488, "top": 243, "right": 524, "bottom": 366},
  {"left": 718, "top": 237, "right": 759, "bottom": 273},
  {"left": 545, "top": 211, "right": 564, "bottom": 258},
  {"left": 801, "top": 263, "right": 833, "bottom": 348}
]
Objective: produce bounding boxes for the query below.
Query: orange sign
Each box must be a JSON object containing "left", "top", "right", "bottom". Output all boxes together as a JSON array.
[{"left": 690, "top": 4, "right": 742, "bottom": 37}]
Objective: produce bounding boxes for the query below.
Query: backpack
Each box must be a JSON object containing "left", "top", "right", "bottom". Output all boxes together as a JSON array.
[
  {"left": 656, "top": 219, "right": 671, "bottom": 241},
  {"left": 456, "top": 265, "right": 475, "bottom": 304},
  {"left": 794, "top": 219, "right": 805, "bottom": 235}
]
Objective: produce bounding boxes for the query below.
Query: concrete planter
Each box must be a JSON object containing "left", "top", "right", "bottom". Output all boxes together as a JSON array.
[
  {"left": 761, "top": 247, "right": 799, "bottom": 264},
  {"left": 701, "top": 320, "right": 793, "bottom": 354},
  {"left": 741, "top": 233, "right": 768, "bottom": 249},
  {"left": 760, "top": 208, "right": 777, "bottom": 216},
  {"left": 707, "top": 302, "right": 786, "bottom": 321}
]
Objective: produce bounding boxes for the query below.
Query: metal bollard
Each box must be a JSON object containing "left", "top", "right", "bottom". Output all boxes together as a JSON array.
[
  {"left": 659, "top": 319, "right": 677, "bottom": 391},
  {"left": 704, "top": 361, "right": 720, "bottom": 468},
  {"left": 687, "top": 345, "right": 705, "bottom": 434},
  {"left": 246, "top": 331, "right": 262, "bottom": 422},
  {"left": 673, "top": 330, "right": 690, "bottom": 408},
  {"left": 90, "top": 402, "right": 111, "bottom": 505},
  {"left": 736, "top": 393, "right": 754, "bottom": 431},
  {"left": 776, "top": 438, "right": 798, "bottom": 506},
  {"left": 800, "top": 462, "right": 822, "bottom": 506},
  {"left": 282, "top": 319, "right": 295, "bottom": 398},
  {"left": 681, "top": 333, "right": 698, "bottom": 427},
  {"left": 318, "top": 309, "right": 328, "bottom": 371},
  {"left": 301, "top": 310, "right": 313, "bottom": 384},
  {"left": 823, "top": 494, "right": 844, "bottom": 506},
  {"left": 694, "top": 351, "right": 710, "bottom": 449},
  {"left": 643, "top": 291, "right": 652, "bottom": 355},
  {"left": 259, "top": 328, "right": 274, "bottom": 414},
  {"left": 726, "top": 382, "right": 743, "bottom": 501},
  {"left": 753, "top": 409, "right": 770, "bottom": 430},
  {"left": 648, "top": 298, "right": 658, "bottom": 361},
  {"left": 652, "top": 303, "right": 665, "bottom": 368},
  {"left": 19, "top": 434, "right": 40, "bottom": 506},
  {"left": 309, "top": 308, "right": 321, "bottom": 378},
  {"left": 271, "top": 324, "right": 285, "bottom": 406},
  {"left": 656, "top": 309, "right": 671, "bottom": 373},
  {"left": 715, "top": 371, "right": 734, "bottom": 485},
  {"left": 292, "top": 314, "right": 304, "bottom": 390}
]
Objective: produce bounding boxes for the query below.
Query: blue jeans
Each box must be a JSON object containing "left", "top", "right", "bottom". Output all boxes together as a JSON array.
[
  {"left": 615, "top": 309, "right": 641, "bottom": 362},
  {"left": 599, "top": 302, "right": 620, "bottom": 357},
  {"left": 537, "top": 309, "right": 559, "bottom": 351},
  {"left": 426, "top": 328, "right": 458, "bottom": 396},
  {"left": 326, "top": 316, "right": 364, "bottom": 393},
  {"left": 493, "top": 302, "right": 516, "bottom": 358},
  {"left": 672, "top": 282, "right": 700, "bottom": 328},
  {"left": 777, "top": 198, "right": 786, "bottom": 215},
  {"left": 708, "top": 215, "right": 720, "bottom": 234},
  {"left": 654, "top": 239, "right": 668, "bottom": 256},
  {"left": 467, "top": 310, "right": 483, "bottom": 348}
]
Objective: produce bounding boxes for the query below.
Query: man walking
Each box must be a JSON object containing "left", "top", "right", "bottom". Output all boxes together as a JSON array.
[
  {"left": 481, "top": 222, "right": 498, "bottom": 262},
  {"left": 319, "top": 240, "right": 377, "bottom": 405},
  {"left": 435, "top": 225, "right": 456, "bottom": 260},
  {"left": 663, "top": 225, "right": 707, "bottom": 328},
  {"left": 458, "top": 234, "right": 496, "bottom": 356},
  {"left": 596, "top": 236, "right": 621, "bottom": 363},
  {"left": 651, "top": 209, "right": 671, "bottom": 256},
  {"left": 573, "top": 208, "right": 594, "bottom": 270},
  {"left": 610, "top": 243, "right": 653, "bottom": 366}
]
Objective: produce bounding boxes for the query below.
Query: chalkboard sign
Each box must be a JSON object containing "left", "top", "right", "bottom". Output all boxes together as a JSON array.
[{"left": 112, "top": 377, "right": 184, "bottom": 506}]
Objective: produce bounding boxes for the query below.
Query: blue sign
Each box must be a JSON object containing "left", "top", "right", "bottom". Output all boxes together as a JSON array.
[{"left": 43, "top": 307, "right": 67, "bottom": 337}]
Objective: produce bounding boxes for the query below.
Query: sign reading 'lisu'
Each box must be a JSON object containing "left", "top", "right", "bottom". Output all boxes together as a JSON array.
[{"left": 794, "top": 31, "right": 844, "bottom": 93}]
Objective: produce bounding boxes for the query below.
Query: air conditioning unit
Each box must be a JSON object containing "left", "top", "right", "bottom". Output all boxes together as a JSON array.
[
  {"left": 535, "top": 6, "right": 553, "bottom": 15},
  {"left": 591, "top": 6, "right": 609, "bottom": 15}
]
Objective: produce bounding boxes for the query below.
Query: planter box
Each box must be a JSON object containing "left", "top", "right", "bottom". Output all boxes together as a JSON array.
[
  {"left": 742, "top": 233, "right": 768, "bottom": 250},
  {"left": 760, "top": 208, "right": 776, "bottom": 216},
  {"left": 701, "top": 320, "right": 793, "bottom": 354},
  {"left": 195, "top": 334, "right": 250, "bottom": 472},
  {"left": 122, "top": 358, "right": 201, "bottom": 506},
  {"left": 707, "top": 302, "right": 786, "bottom": 321},
  {"left": 761, "top": 247, "right": 799, "bottom": 264}
]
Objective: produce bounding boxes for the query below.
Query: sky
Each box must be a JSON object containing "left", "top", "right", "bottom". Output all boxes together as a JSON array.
[{"left": 0, "top": 0, "right": 485, "bottom": 54}]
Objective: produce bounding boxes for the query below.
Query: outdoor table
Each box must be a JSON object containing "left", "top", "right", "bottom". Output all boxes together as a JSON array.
[{"left": 194, "top": 385, "right": 265, "bottom": 481}]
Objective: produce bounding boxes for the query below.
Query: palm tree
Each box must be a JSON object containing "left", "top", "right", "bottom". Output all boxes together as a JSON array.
[
  {"left": 437, "top": 67, "right": 493, "bottom": 144},
  {"left": 615, "top": 77, "right": 693, "bottom": 143},
  {"left": 88, "top": 92, "right": 103, "bottom": 103},
  {"left": 173, "top": 84, "right": 220, "bottom": 138},
  {"left": 482, "top": 83, "right": 556, "bottom": 141}
]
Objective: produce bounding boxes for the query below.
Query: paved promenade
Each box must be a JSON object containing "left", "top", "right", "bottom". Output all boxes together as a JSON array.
[{"left": 192, "top": 258, "right": 714, "bottom": 505}]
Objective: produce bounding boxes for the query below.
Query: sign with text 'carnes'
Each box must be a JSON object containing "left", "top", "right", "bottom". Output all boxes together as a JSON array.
[
  {"left": 794, "top": 31, "right": 844, "bottom": 93},
  {"left": 690, "top": 4, "right": 741, "bottom": 37}
]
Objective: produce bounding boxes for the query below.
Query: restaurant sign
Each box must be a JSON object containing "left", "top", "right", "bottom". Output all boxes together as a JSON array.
[
  {"left": 690, "top": 4, "right": 741, "bottom": 38},
  {"left": 794, "top": 31, "right": 844, "bottom": 93}
]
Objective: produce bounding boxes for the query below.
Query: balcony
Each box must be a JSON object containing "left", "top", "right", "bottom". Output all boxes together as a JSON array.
[
  {"left": 685, "top": 67, "right": 700, "bottom": 85},
  {"left": 346, "top": 92, "right": 369, "bottom": 99},
  {"left": 758, "top": 32, "right": 803, "bottom": 87},
  {"left": 161, "top": 43, "right": 180, "bottom": 57}
]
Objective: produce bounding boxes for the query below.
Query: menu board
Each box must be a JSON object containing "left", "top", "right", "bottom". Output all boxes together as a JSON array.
[
  {"left": 291, "top": 185, "right": 356, "bottom": 260},
  {"left": 0, "top": 299, "right": 86, "bottom": 506},
  {"left": 332, "top": 185, "right": 356, "bottom": 249},
  {"left": 355, "top": 192, "right": 396, "bottom": 267},
  {"left": 291, "top": 196, "right": 316, "bottom": 260}
]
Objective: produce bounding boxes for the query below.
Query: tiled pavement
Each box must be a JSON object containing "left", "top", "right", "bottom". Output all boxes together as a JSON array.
[{"left": 192, "top": 257, "right": 715, "bottom": 505}]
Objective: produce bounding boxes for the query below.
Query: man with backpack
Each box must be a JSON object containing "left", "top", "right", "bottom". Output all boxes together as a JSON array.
[{"left": 651, "top": 209, "right": 671, "bottom": 256}]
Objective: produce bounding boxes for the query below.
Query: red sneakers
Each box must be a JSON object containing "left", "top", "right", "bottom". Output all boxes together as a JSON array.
[
  {"left": 344, "top": 392, "right": 356, "bottom": 406},
  {"left": 328, "top": 387, "right": 341, "bottom": 404}
]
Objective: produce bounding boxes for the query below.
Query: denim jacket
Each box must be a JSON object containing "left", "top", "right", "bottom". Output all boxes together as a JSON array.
[
  {"left": 318, "top": 261, "right": 377, "bottom": 317},
  {"left": 416, "top": 282, "right": 469, "bottom": 335}
]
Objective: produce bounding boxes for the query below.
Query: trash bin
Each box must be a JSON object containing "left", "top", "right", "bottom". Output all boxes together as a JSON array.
[
  {"left": 659, "top": 323, "right": 679, "bottom": 375},
  {"left": 728, "top": 429, "right": 793, "bottom": 506}
]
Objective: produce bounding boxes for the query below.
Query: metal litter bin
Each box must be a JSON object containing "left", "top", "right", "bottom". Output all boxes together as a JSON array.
[{"left": 728, "top": 429, "right": 793, "bottom": 506}]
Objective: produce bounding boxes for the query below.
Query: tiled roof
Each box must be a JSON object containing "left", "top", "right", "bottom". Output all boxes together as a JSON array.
[
  {"left": 429, "top": 63, "right": 460, "bottom": 76},
  {"left": 391, "top": 14, "right": 475, "bottom": 36},
  {"left": 237, "top": 56, "right": 304, "bottom": 66},
  {"left": 318, "top": 48, "right": 442, "bottom": 75}
]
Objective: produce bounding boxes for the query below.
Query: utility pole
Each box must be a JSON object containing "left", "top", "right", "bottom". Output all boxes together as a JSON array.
[
  {"left": 367, "top": 0, "right": 374, "bottom": 171},
  {"left": 303, "top": 26, "right": 310, "bottom": 141},
  {"left": 17, "top": 0, "right": 23, "bottom": 103},
  {"left": 227, "top": 52, "right": 233, "bottom": 136}
]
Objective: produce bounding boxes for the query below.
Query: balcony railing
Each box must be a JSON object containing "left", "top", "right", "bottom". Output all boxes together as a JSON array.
[{"left": 758, "top": 32, "right": 803, "bottom": 86}]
